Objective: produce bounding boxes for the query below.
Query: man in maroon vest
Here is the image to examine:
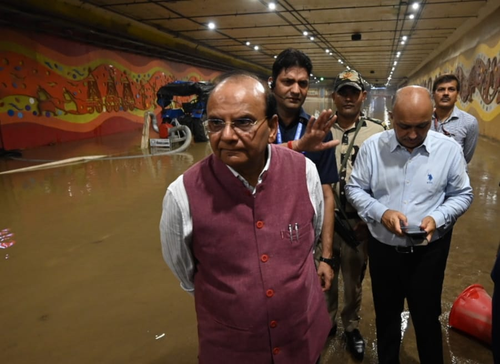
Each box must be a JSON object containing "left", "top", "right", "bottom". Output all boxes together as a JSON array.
[{"left": 160, "top": 71, "right": 331, "bottom": 364}]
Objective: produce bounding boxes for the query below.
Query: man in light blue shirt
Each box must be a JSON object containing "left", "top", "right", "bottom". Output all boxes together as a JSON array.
[
  {"left": 345, "top": 86, "right": 473, "bottom": 364},
  {"left": 431, "top": 73, "right": 479, "bottom": 163}
]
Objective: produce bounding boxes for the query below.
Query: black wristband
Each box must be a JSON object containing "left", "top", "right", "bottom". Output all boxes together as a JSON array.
[{"left": 319, "top": 256, "right": 335, "bottom": 268}]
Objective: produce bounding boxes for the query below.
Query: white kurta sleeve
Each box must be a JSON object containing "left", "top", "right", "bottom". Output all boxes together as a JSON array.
[
  {"left": 305, "top": 157, "right": 324, "bottom": 243},
  {"left": 159, "top": 175, "right": 195, "bottom": 294}
]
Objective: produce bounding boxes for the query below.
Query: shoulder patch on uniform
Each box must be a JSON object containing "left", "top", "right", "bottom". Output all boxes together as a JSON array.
[{"left": 364, "top": 117, "right": 389, "bottom": 130}]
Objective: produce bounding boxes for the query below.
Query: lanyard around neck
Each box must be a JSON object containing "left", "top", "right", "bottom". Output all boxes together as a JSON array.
[{"left": 276, "top": 122, "right": 303, "bottom": 144}]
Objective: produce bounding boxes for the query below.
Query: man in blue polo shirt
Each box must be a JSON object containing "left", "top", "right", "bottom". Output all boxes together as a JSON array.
[{"left": 269, "top": 48, "right": 339, "bottom": 298}]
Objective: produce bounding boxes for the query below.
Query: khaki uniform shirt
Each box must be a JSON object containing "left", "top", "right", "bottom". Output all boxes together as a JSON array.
[{"left": 331, "top": 117, "right": 386, "bottom": 218}]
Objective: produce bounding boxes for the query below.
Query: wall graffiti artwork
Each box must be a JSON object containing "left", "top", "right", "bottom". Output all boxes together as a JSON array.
[
  {"left": 455, "top": 57, "right": 500, "bottom": 106},
  {"left": 421, "top": 55, "right": 500, "bottom": 108},
  {"left": 0, "top": 28, "right": 219, "bottom": 150},
  {"left": 417, "top": 39, "right": 500, "bottom": 128}
]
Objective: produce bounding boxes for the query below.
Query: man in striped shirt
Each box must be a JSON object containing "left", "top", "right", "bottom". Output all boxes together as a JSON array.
[{"left": 431, "top": 74, "right": 479, "bottom": 163}]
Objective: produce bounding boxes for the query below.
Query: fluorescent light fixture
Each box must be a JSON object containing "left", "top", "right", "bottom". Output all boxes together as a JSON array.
[
  {"left": 208, "top": 22, "right": 216, "bottom": 30},
  {"left": 394, "top": 61, "right": 398, "bottom": 65}
]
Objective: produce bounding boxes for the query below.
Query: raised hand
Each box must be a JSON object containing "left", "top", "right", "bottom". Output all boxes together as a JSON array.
[{"left": 294, "top": 110, "right": 340, "bottom": 152}]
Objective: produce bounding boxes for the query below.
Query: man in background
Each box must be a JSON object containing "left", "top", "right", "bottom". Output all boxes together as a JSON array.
[
  {"left": 346, "top": 86, "right": 473, "bottom": 364},
  {"left": 431, "top": 73, "right": 479, "bottom": 163},
  {"left": 327, "top": 69, "right": 386, "bottom": 360},
  {"left": 269, "top": 48, "right": 339, "bottom": 292}
]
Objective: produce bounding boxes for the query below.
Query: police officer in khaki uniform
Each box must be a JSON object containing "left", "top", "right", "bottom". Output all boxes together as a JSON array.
[{"left": 317, "top": 70, "right": 386, "bottom": 360}]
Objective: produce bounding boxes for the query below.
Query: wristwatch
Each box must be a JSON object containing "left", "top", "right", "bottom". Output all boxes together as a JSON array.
[{"left": 319, "top": 256, "right": 335, "bottom": 268}]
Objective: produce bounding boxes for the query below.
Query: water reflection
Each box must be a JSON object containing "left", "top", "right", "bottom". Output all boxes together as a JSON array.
[
  {"left": 365, "top": 90, "right": 393, "bottom": 124},
  {"left": 400, "top": 311, "right": 410, "bottom": 341},
  {"left": 0, "top": 228, "right": 16, "bottom": 249}
]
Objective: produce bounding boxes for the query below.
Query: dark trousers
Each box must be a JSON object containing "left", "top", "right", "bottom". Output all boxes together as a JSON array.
[
  {"left": 368, "top": 231, "right": 452, "bottom": 364},
  {"left": 492, "top": 253, "right": 500, "bottom": 364}
]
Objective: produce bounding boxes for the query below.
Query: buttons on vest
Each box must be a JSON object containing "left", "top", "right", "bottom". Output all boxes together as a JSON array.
[
  {"left": 260, "top": 254, "right": 269, "bottom": 262},
  {"left": 272, "top": 347, "right": 280, "bottom": 355},
  {"left": 266, "top": 289, "right": 274, "bottom": 297},
  {"left": 256, "top": 220, "right": 264, "bottom": 229},
  {"left": 269, "top": 320, "right": 278, "bottom": 328}
]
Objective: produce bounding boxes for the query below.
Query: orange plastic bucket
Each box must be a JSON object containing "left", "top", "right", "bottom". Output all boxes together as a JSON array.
[{"left": 449, "top": 284, "right": 492, "bottom": 344}]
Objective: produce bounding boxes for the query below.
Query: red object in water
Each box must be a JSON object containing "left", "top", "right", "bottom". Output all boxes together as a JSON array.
[
  {"left": 0, "top": 240, "right": 15, "bottom": 249},
  {"left": 0, "top": 228, "right": 15, "bottom": 249},
  {"left": 449, "top": 284, "right": 492, "bottom": 344},
  {"left": 159, "top": 123, "right": 173, "bottom": 138}
]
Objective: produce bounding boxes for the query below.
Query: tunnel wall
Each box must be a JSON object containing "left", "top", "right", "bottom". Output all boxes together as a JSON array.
[
  {"left": 407, "top": 8, "right": 500, "bottom": 142},
  {"left": 0, "top": 27, "right": 221, "bottom": 150}
]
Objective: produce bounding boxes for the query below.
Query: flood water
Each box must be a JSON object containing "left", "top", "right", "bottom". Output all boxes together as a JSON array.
[{"left": 0, "top": 95, "right": 498, "bottom": 363}]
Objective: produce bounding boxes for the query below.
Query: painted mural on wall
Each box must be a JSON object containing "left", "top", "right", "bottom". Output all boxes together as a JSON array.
[
  {"left": 414, "top": 41, "right": 500, "bottom": 124},
  {"left": 0, "top": 28, "right": 220, "bottom": 150}
]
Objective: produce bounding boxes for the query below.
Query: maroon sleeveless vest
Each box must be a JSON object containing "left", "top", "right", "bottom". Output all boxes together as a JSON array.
[{"left": 183, "top": 144, "right": 330, "bottom": 364}]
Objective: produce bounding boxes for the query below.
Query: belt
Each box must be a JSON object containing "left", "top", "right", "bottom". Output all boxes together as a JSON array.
[{"left": 394, "top": 245, "right": 427, "bottom": 254}]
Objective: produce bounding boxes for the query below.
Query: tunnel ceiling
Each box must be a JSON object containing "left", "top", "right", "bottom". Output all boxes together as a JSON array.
[{"left": 0, "top": 0, "right": 498, "bottom": 87}]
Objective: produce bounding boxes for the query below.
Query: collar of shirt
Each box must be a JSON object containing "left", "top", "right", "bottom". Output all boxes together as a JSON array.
[
  {"left": 226, "top": 144, "right": 272, "bottom": 194},
  {"left": 333, "top": 117, "right": 367, "bottom": 133},
  {"left": 278, "top": 107, "right": 310, "bottom": 130},
  {"left": 388, "top": 129, "right": 431, "bottom": 155},
  {"left": 433, "top": 105, "right": 460, "bottom": 124}
]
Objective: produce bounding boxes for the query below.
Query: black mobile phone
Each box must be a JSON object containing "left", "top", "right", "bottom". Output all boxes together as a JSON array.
[{"left": 401, "top": 226, "right": 427, "bottom": 239}]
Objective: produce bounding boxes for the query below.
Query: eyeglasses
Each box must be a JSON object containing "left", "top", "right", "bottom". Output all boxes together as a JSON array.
[{"left": 204, "top": 117, "right": 267, "bottom": 134}]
